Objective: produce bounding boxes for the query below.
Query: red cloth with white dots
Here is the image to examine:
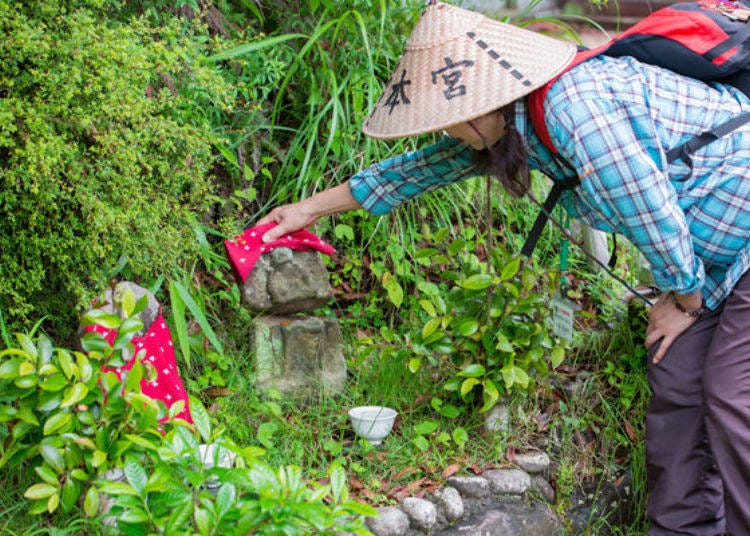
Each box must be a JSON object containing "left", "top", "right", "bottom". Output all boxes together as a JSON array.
[
  {"left": 86, "top": 313, "right": 193, "bottom": 423},
  {"left": 224, "top": 222, "right": 336, "bottom": 283}
]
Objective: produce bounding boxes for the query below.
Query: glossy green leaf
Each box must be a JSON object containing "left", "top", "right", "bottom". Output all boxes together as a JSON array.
[
  {"left": 495, "top": 333, "right": 514, "bottom": 353},
  {"left": 57, "top": 350, "right": 76, "bottom": 380},
  {"left": 24, "top": 483, "right": 57, "bottom": 500},
  {"left": 81, "top": 310, "right": 122, "bottom": 329},
  {"left": 16, "top": 333, "right": 37, "bottom": 359},
  {"left": 499, "top": 257, "right": 521, "bottom": 281},
  {"left": 119, "top": 507, "right": 149, "bottom": 523},
  {"left": 16, "top": 406, "right": 40, "bottom": 426},
  {"left": 80, "top": 332, "right": 111, "bottom": 353},
  {"left": 413, "top": 420, "right": 439, "bottom": 435},
  {"left": 121, "top": 290, "right": 136, "bottom": 319},
  {"left": 190, "top": 396, "right": 211, "bottom": 443},
  {"left": 34, "top": 465, "right": 59, "bottom": 486},
  {"left": 18, "top": 361, "right": 36, "bottom": 376},
  {"left": 125, "top": 456, "right": 148, "bottom": 495},
  {"left": 414, "top": 247, "right": 438, "bottom": 259},
  {"left": 215, "top": 483, "right": 236, "bottom": 519},
  {"left": 329, "top": 462, "right": 346, "bottom": 502},
  {"left": 83, "top": 487, "right": 99, "bottom": 518},
  {"left": 412, "top": 435, "right": 429, "bottom": 452},
  {"left": 480, "top": 379, "right": 501, "bottom": 413},
  {"left": 382, "top": 272, "right": 403, "bottom": 308},
  {"left": 166, "top": 495, "right": 192, "bottom": 529},
  {"left": 43, "top": 413, "right": 71, "bottom": 436},
  {"left": 91, "top": 450, "right": 106, "bottom": 468},
  {"left": 459, "top": 274, "right": 493, "bottom": 290},
  {"left": 0, "top": 359, "right": 19, "bottom": 379},
  {"left": 194, "top": 506, "right": 210, "bottom": 535},
  {"left": 99, "top": 481, "right": 139, "bottom": 496},
  {"left": 419, "top": 299, "right": 436, "bottom": 317},
  {"left": 458, "top": 364, "right": 485, "bottom": 378},
  {"left": 421, "top": 318, "right": 440, "bottom": 340},
  {"left": 460, "top": 378, "right": 480, "bottom": 397},
  {"left": 14, "top": 375, "right": 38, "bottom": 389},
  {"left": 61, "top": 478, "right": 81, "bottom": 512},
  {"left": 452, "top": 427, "right": 468, "bottom": 448},
  {"left": 46, "top": 492, "right": 60, "bottom": 513},
  {"left": 551, "top": 346, "right": 565, "bottom": 369},
  {"left": 39, "top": 374, "right": 68, "bottom": 392},
  {"left": 60, "top": 383, "right": 89, "bottom": 408},
  {"left": 456, "top": 319, "right": 479, "bottom": 336}
]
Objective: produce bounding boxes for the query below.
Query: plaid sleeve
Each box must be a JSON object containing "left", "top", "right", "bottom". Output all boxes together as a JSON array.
[
  {"left": 348, "top": 136, "right": 479, "bottom": 215},
  {"left": 550, "top": 97, "right": 706, "bottom": 295}
]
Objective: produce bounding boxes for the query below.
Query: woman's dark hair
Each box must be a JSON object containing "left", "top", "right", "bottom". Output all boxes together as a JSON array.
[{"left": 475, "top": 103, "right": 530, "bottom": 197}]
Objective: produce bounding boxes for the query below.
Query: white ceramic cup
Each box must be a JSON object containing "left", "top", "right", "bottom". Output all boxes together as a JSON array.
[{"left": 348, "top": 406, "right": 398, "bottom": 446}]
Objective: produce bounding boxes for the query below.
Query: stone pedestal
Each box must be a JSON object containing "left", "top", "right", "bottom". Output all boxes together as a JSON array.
[{"left": 252, "top": 316, "right": 347, "bottom": 398}]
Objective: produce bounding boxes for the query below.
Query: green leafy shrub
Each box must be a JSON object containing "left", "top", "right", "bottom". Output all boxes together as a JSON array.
[
  {"left": 0, "top": 1, "right": 232, "bottom": 340},
  {"left": 0, "top": 294, "right": 375, "bottom": 534},
  {"left": 371, "top": 225, "right": 566, "bottom": 413}
]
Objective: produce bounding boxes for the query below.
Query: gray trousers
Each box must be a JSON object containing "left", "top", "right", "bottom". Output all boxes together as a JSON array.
[{"left": 647, "top": 270, "right": 750, "bottom": 536}]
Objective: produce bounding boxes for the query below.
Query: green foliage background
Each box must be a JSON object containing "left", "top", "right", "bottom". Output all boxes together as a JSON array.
[
  {"left": 0, "top": 1, "right": 651, "bottom": 533},
  {"left": 0, "top": 0, "right": 232, "bottom": 339}
]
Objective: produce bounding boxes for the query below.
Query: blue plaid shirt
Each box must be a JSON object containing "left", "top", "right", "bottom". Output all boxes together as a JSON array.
[{"left": 349, "top": 56, "right": 750, "bottom": 310}]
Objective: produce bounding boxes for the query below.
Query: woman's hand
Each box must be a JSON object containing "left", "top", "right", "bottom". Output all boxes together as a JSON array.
[
  {"left": 645, "top": 291, "right": 703, "bottom": 364},
  {"left": 256, "top": 202, "right": 320, "bottom": 243},
  {"left": 255, "top": 182, "right": 363, "bottom": 243}
]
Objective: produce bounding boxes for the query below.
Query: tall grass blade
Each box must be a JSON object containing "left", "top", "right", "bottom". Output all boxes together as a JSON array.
[
  {"left": 169, "top": 281, "right": 191, "bottom": 370},
  {"left": 209, "top": 34, "right": 307, "bottom": 61},
  {"left": 170, "top": 280, "right": 224, "bottom": 355},
  {"left": 0, "top": 306, "right": 10, "bottom": 348}
]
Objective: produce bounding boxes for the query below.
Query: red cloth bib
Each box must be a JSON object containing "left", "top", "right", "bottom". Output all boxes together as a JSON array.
[
  {"left": 224, "top": 222, "right": 335, "bottom": 283},
  {"left": 87, "top": 312, "right": 192, "bottom": 423}
]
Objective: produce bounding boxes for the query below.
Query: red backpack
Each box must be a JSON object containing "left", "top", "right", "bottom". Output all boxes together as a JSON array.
[{"left": 521, "top": 0, "right": 750, "bottom": 258}]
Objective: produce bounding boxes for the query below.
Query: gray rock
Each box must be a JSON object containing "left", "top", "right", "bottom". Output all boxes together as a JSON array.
[
  {"left": 530, "top": 475, "right": 556, "bottom": 504},
  {"left": 253, "top": 316, "right": 347, "bottom": 397},
  {"left": 85, "top": 282, "right": 160, "bottom": 337},
  {"left": 366, "top": 506, "right": 409, "bottom": 536},
  {"left": 446, "top": 476, "right": 490, "bottom": 499},
  {"left": 437, "top": 498, "right": 563, "bottom": 536},
  {"left": 242, "top": 248, "right": 333, "bottom": 314},
  {"left": 98, "top": 467, "right": 126, "bottom": 526},
  {"left": 484, "top": 469, "right": 531, "bottom": 495},
  {"left": 484, "top": 403, "right": 509, "bottom": 433},
  {"left": 400, "top": 497, "right": 437, "bottom": 531},
  {"left": 513, "top": 451, "right": 550, "bottom": 474},
  {"left": 432, "top": 486, "right": 464, "bottom": 521}
]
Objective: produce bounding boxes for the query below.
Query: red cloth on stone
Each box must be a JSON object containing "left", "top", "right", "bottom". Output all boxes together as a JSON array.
[
  {"left": 224, "top": 222, "right": 336, "bottom": 283},
  {"left": 86, "top": 312, "right": 193, "bottom": 423}
]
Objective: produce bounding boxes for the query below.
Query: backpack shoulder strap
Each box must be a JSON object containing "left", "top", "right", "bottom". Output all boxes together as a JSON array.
[{"left": 666, "top": 111, "right": 750, "bottom": 180}]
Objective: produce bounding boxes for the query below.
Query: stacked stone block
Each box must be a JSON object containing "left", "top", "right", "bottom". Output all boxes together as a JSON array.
[{"left": 242, "top": 248, "right": 347, "bottom": 398}]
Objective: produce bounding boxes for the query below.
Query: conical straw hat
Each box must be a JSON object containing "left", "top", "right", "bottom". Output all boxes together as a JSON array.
[{"left": 362, "top": 1, "right": 576, "bottom": 139}]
